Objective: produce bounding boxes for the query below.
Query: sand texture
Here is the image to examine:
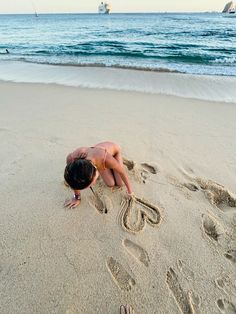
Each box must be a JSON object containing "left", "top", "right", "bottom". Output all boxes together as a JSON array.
[{"left": 0, "top": 81, "right": 236, "bottom": 313}]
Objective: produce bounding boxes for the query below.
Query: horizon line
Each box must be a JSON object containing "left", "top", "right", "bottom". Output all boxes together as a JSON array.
[{"left": 0, "top": 11, "right": 221, "bottom": 15}]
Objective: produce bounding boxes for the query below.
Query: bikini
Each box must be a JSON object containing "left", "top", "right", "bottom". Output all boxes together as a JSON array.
[
  {"left": 75, "top": 146, "right": 107, "bottom": 170},
  {"left": 90, "top": 146, "right": 108, "bottom": 170}
]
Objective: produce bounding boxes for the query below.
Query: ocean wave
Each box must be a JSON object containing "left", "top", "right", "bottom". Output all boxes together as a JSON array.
[
  {"left": 198, "top": 30, "right": 236, "bottom": 38},
  {"left": 23, "top": 59, "right": 181, "bottom": 73},
  {"left": 7, "top": 43, "right": 221, "bottom": 66},
  {"left": 0, "top": 57, "right": 178, "bottom": 73},
  {"left": 2, "top": 51, "right": 236, "bottom": 77},
  {"left": 59, "top": 41, "right": 203, "bottom": 50},
  {"left": 5, "top": 40, "right": 235, "bottom": 67},
  {"left": 2, "top": 57, "right": 236, "bottom": 77},
  {"left": 212, "top": 56, "right": 236, "bottom": 64}
]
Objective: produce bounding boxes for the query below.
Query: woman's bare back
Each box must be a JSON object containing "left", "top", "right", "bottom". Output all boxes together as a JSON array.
[
  {"left": 92, "top": 141, "right": 120, "bottom": 157},
  {"left": 67, "top": 141, "right": 121, "bottom": 171}
]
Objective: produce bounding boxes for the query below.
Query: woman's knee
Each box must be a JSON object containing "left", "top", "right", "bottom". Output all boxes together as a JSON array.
[
  {"left": 116, "top": 181, "right": 124, "bottom": 187},
  {"left": 106, "top": 180, "right": 116, "bottom": 188},
  {"left": 113, "top": 172, "right": 123, "bottom": 187},
  {"left": 102, "top": 173, "right": 116, "bottom": 187}
]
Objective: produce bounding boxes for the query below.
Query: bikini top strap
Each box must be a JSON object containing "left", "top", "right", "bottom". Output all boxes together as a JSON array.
[
  {"left": 91, "top": 146, "right": 107, "bottom": 170},
  {"left": 102, "top": 149, "right": 108, "bottom": 170}
]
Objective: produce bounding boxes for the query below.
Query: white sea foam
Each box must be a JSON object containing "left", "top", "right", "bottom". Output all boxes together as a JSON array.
[
  {"left": 0, "top": 61, "right": 236, "bottom": 103},
  {"left": 212, "top": 56, "right": 236, "bottom": 65}
]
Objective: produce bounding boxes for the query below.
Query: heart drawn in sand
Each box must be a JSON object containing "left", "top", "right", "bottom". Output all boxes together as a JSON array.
[{"left": 120, "top": 196, "right": 162, "bottom": 233}]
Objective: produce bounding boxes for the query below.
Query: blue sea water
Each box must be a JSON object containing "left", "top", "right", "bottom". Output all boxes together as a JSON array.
[{"left": 0, "top": 13, "right": 235, "bottom": 76}]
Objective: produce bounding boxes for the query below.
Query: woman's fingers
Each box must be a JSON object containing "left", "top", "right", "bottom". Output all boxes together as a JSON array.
[
  {"left": 64, "top": 198, "right": 72, "bottom": 207},
  {"left": 64, "top": 199, "right": 80, "bottom": 208},
  {"left": 64, "top": 201, "right": 71, "bottom": 207}
]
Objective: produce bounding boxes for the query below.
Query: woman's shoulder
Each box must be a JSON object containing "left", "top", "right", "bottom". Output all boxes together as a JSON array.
[{"left": 68, "top": 147, "right": 88, "bottom": 162}]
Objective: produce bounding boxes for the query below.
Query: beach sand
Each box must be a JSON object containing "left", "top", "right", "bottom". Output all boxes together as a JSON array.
[{"left": 0, "top": 80, "right": 235, "bottom": 313}]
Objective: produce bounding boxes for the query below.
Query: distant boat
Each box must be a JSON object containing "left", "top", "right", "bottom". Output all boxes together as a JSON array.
[
  {"left": 222, "top": 1, "right": 236, "bottom": 16},
  {"left": 30, "top": 0, "right": 39, "bottom": 17},
  {"left": 223, "top": 9, "right": 236, "bottom": 17},
  {"left": 222, "top": 1, "right": 234, "bottom": 12},
  {"left": 98, "top": 2, "right": 111, "bottom": 14}
]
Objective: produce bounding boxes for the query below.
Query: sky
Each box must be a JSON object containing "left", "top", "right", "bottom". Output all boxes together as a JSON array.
[{"left": 0, "top": 0, "right": 228, "bottom": 14}]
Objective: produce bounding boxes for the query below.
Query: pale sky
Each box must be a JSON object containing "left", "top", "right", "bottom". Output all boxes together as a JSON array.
[{"left": 0, "top": 0, "right": 227, "bottom": 14}]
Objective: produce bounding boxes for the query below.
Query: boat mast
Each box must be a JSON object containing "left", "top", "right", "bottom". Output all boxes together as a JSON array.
[{"left": 30, "top": 0, "right": 38, "bottom": 17}]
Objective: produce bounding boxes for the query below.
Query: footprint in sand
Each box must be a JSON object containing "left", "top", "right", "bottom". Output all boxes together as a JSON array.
[
  {"left": 196, "top": 178, "right": 236, "bottom": 212},
  {"left": 119, "top": 196, "right": 162, "bottom": 234},
  {"left": 183, "top": 182, "right": 199, "bottom": 192},
  {"left": 202, "top": 215, "right": 236, "bottom": 265},
  {"left": 177, "top": 260, "right": 195, "bottom": 281},
  {"left": 123, "top": 158, "right": 136, "bottom": 171},
  {"left": 202, "top": 214, "right": 224, "bottom": 242},
  {"left": 140, "top": 162, "right": 158, "bottom": 175},
  {"left": 123, "top": 157, "right": 158, "bottom": 184},
  {"left": 89, "top": 191, "right": 112, "bottom": 214},
  {"left": 216, "top": 276, "right": 230, "bottom": 291},
  {"left": 217, "top": 299, "right": 236, "bottom": 313},
  {"left": 224, "top": 250, "right": 236, "bottom": 265},
  {"left": 166, "top": 267, "right": 200, "bottom": 314},
  {"left": 106, "top": 257, "right": 135, "bottom": 291},
  {"left": 123, "top": 239, "right": 150, "bottom": 267},
  {"left": 215, "top": 274, "right": 236, "bottom": 296}
]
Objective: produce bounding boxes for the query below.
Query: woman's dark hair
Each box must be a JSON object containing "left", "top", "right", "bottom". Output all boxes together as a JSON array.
[{"left": 64, "top": 158, "right": 96, "bottom": 190}]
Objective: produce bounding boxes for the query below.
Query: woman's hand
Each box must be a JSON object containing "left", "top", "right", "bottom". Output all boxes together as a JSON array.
[
  {"left": 64, "top": 197, "right": 81, "bottom": 209},
  {"left": 127, "top": 191, "right": 135, "bottom": 200}
]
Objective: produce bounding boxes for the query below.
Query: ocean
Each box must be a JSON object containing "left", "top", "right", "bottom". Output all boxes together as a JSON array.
[{"left": 0, "top": 13, "right": 236, "bottom": 76}]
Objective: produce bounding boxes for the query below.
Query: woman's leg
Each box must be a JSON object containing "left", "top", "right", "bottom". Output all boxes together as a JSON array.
[
  {"left": 99, "top": 169, "right": 116, "bottom": 187},
  {"left": 112, "top": 149, "right": 124, "bottom": 187},
  {"left": 99, "top": 146, "right": 124, "bottom": 187}
]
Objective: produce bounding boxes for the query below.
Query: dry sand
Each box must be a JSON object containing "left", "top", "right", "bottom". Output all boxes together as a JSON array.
[{"left": 0, "top": 81, "right": 235, "bottom": 313}]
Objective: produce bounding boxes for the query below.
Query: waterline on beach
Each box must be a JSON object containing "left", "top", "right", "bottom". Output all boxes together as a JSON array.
[{"left": 0, "top": 61, "right": 236, "bottom": 103}]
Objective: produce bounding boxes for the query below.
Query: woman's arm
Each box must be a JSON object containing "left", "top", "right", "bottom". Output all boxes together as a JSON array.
[
  {"left": 105, "top": 155, "right": 133, "bottom": 194},
  {"left": 66, "top": 153, "right": 74, "bottom": 164}
]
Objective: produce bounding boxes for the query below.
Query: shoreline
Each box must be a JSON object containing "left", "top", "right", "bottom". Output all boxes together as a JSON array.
[{"left": 0, "top": 61, "right": 236, "bottom": 103}]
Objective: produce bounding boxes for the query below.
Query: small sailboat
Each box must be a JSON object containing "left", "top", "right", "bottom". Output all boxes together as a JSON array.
[
  {"left": 30, "top": 0, "right": 39, "bottom": 17},
  {"left": 222, "top": 1, "right": 236, "bottom": 16},
  {"left": 98, "top": 2, "right": 111, "bottom": 14}
]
